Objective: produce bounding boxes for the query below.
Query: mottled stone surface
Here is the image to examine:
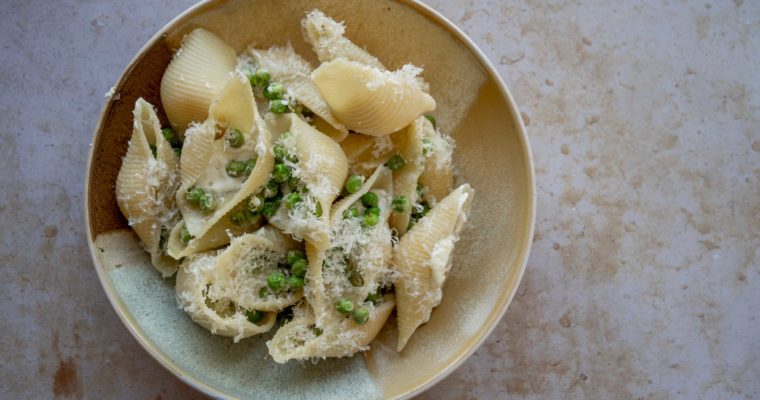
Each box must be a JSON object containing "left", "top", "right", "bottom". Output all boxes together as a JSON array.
[{"left": 0, "top": 0, "right": 758, "bottom": 399}]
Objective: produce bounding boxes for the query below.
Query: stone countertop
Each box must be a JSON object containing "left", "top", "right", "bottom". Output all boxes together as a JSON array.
[{"left": 0, "top": 0, "right": 757, "bottom": 399}]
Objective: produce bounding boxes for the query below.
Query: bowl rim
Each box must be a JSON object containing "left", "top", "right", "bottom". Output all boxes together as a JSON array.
[{"left": 84, "top": 1, "right": 536, "bottom": 399}]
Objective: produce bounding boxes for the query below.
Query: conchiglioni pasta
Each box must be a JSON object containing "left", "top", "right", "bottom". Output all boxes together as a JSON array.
[
  {"left": 115, "top": 10, "right": 473, "bottom": 363},
  {"left": 115, "top": 98, "right": 180, "bottom": 277}
]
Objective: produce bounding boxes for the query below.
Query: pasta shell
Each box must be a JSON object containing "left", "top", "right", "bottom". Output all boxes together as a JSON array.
[
  {"left": 312, "top": 116, "right": 348, "bottom": 143},
  {"left": 176, "top": 76, "right": 274, "bottom": 241},
  {"left": 419, "top": 119, "right": 455, "bottom": 205},
  {"left": 166, "top": 207, "right": 263, "bottom": 260},
  {"left": 175, "top": 254, "right": 276, "bottom": 342},
  {"left": 340, "top": 134, "right": 397, "bottom": 177},
  {"left": 247, "top": 45, "right": 347, "bottom": 135},
  {"left": 312, "top": 59, "right": 436, "bottom": 136},
  {"left": 389, "top": 117, "right": 427, "bottom": 236},
  {"left": 394, "top": 184, "right": 474, "bottom": 351},
  {"left": 160, "top": 29, "right": 237, "bottom": 132},
  {"left": 301, "top": 10, "right": 385, "bottom": 69},
  {"left": 115, "top": 98, "right": 180, "bottom": 277}
]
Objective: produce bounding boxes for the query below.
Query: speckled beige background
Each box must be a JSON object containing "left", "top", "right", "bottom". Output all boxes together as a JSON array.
[{"left": 0, "top": 0, "right": 758, "bottom": 399}]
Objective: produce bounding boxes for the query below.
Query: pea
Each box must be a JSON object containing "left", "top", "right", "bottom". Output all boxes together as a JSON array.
[
  {"left": 286, "top": 275, "right": 304, "bottom": 290},
  {"left": 287, "top": 250, "right": 306, "bottom": 265},
  {"left": 312, "top": 326, "right": 323, "bottom": 336},
  {"left": 250, "top": 68, "right": 270, "bottom": 87},
  {"left": 352, "top": 307, "right": 369, "bottom": 324},
  {"left": 366, "top": 289, "right": 383, "bottom": 305},
  {"left": 344, "top": 175, "right": 363, "bottom": 194},
  {"left": 392, "top": 195, "right": 409, "bottom": 213},
  {"left": 272, "top": 164, "right": 291, "bottom": 183},
  {"left": 244, "top": 158, "right": 257, "bottom": 176},
  {"left": 267, "top": 271, "right": 286, "bottom": 292},
  {"left": 314, "top": 201, "right": 323, "bottom": 217},
  {"left": 343, "top": 207, "right": 360, "bottom": 219},
  {"left": 291, "top": 259, "right": 307, "bottom": 278},
  {"left": 387, "top": 154, "right": 406, "bottom": 171},
  {"left": 161, "top": 127, "right": 181, "bottom": 148},
  {"left": 246, "top": 310, "right": 264, "bottom": 324},
  {"left": 199, "top": 193, "right": 216, "bottom": 214},
  {"left": 261, "top": 200, "right": 280, "bottom": 217},
  {"left": 362, "top": 212, "right": 379, "bottom": 228},
  {"left": 361, "top": 192, "right": 379, "bottom": 207},
  {"left": 226, "top": 160, "right": 246, "bottom": 177},
  {"left": 270, "top": 99, "right": 290, "bottom": 114},
  {"left": 229, "top": 210, "right": 245, "bottom": 225},
  {"left": 259, "top": 287, "right": 269, "bottom": 298},
  {"left": 285, "top": 192, "right": 302, "bottom": 209},
  {"left": 347, "top": 267, "right": 364, "bottom": 287},
  {"left": 288, "top": 176, "right": 300, "bottom": 190},
  {"left": 273, "top": 145, "right": 287, "bottom": 161},
  {"left": 336, "top": 299, "right": 354, "bottom": 314},
  {"left": 186, "top": 187, "right": 204, "bottom": 204},
  {"left": 264, "top": 82, "right": 284, "bottom": 100},
  {"left": 265, "top": 180, "right": 279, "bottom": 198},
  {"left": 365, "top": 207, "right": 380, "bottom": 217},
  {"left": 180, "top": 225, "right": 193, "bottom": 244},
  {"left": 226, "top": 128, "right": 244, "bottom": 148}
]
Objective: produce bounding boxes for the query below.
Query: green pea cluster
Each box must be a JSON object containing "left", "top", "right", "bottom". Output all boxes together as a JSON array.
[
  {"left": 185, "top": 186, "right": 216, "bottom": 214},
  {"left": 262, "top": 249, "right": 308, "bottom": 297},
  {"left": 246, "top": 68, "right": 293, "bottom": 114},
  {"left": 335, "top": 299, "right": 370, "bottom": 325}
]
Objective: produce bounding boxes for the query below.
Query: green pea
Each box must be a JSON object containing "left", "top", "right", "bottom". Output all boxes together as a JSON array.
[
  {"left": 288, "top": 176, "right": 300, "bottom": 190},
  {"left": 185, "top": 187, "right": 204, "bottom": 203},
  {"left": 287, "top": 250, "right": 306, "bottom": 265},
  {"left": 365, "top": 207, "right": 380, "bottom": 217},
  {"left": 272, "top": 164, "right": 291, "bottom": 183},
  {"left": 250, "top": 69, "right": 270, "bottom": 87},
  {"left": 291, "top": 259, "right": 307, "bottom": 278},
  {"left": 418, "top": 201, "right": 430, "bottom": 217},
  {"left": 265, "top": 180, "right": 280, "bottom": 197},
  {"left": 273, "top": 145, "right": 287, "bottom": 161},
  {"left": 180, "top": 225, "right": 193, "bottom": 244},
  {"left": 343, "top": 207, "right": 359, "bottom": 219},
  {"left": 270, "top": 99, "right": 290, "bottom": 114},
  {"left": 226, "top": 160, "right": 246, "bottom": 177},
  {"left": 263, "top": 82, "right": 284, "bottom": 100},
  {"left": 312, "top": 326, "right": 323, "bottom": 336},
  {"left": 336, "top": 299, "right": 354, "bottom": 314},
  {"left": 392, "top": 195, "right": 409, "bottom": 213},
  {"left": 362, "top": 212, "right": 379, "bottom": 228},
  {"left": 267, "top": 271, "right": 286, "bottom": 291},
  {"left": 422, "top": 138, "right": 433, "bottom": 156},
  {"left": 361, "top": 192, "right": 379, "bottom": 207},
  {"left": 352, "top": 307, "right": 369, "bottom": 324},
  {"left": 259, "top": 287, "right": 269, "bottom": 298},
  {"left": 244, "top": 158, "right": 257, "bottom": 176},
  {"left": 347, "top": 267, "right": 364, "bottom": 287},
  {"left": 344, "top": 175, "right": 363, "bottom": 194},
  {"left": 226, "top": 128, "right": 244, "bottom": 148},
  {"left": 149, "top": 144, "right": 157, "bottom": 158},
  {"left": 314, "top": 201, "right": 323, "bottom": 217},
  {"left": 387, "top": 154, "right": 406, "bottom": 171},
  {"left": 285, "top": 192, "right": 302, "bottom": 209},
  {"left": 424, "top": 114, "right": 437, "bottom": 129},
  {"left": 286, "top": 275, "right": 305, "bottom": 290},
  {"left": 261, "top": 200, "right": 280, "bottom": 217},
  {"left": 199, "top": 193, "right": 216, "bottom": 214},
  {"left": 246, "top": 310, "right": 264, "bottom": 324},
  {"left": 161, "top": 127, "right": 181, "bottom": 148},
  {"left": 366, "top": 289, "right": 383, "bottom": 305},
  {"left": 229, "top": 210, "right": 245, "bottom": 225}
]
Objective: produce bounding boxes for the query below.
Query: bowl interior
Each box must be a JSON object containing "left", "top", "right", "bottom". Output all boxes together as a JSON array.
[{"left": 86, "top": 1, "right": 534, "bottom": 399}]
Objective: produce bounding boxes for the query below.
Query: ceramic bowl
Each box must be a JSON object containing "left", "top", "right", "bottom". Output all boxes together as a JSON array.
[{"left": 84, "top": 1, "right": 535, "bottom": 398}]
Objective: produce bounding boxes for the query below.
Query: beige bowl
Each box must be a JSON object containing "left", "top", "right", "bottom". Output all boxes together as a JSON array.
[{"left": 84, "top": 1, "right": 535, "bottom": 398}]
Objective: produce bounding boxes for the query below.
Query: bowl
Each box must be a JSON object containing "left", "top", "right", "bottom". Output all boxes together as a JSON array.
[{"left": 84, "top": 0, "right": 535, "bottom": 398}]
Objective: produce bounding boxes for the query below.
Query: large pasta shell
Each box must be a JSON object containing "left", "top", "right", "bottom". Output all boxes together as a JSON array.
[
  {"left": 248, "top": 45, "right": 347, "bottom": 135},
  {"left": 312, "top": 59, "right": 436, "bottom": 137},
  {"left": 175, "top": 254, "right": 276, "bottom": 342},
  {"left": 389, "top": 117, "right": 427, "bottom": 236},
  {"left": 394, "top": 184, "right": 474, "bottom": 351},
  {"left": 301, "top": 10, "right": 385, "bottom": 70},
  {"left": 116, "top": 98, "right": 180, "bottom": 277},
  {"left": 419, "top": 120, "right": 455, "bottom": 205},
  {"left": 160, "top": 28, "right": 236, "bottom": 132}
]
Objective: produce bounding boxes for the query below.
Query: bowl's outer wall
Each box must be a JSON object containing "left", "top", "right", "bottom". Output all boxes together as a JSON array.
[{"left": 86, "top": 1, "right": 534, "bottom": 399}]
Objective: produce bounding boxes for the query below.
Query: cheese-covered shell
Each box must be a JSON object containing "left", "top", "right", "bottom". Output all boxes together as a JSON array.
[{"left": 312, "top": 59, "right": 436, "bottom": 137}]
